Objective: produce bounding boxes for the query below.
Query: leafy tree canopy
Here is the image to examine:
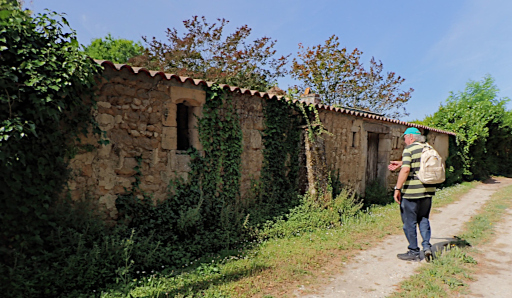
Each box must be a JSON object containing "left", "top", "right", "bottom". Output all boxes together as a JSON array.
[
  {"left": 290, "top": 35, "right": 413, "bottom": 118},
  {"left": 83, "top": 33, "right": 143, "bottom": 64},
  {"left": 130, "top": 16, "right": 289, "bottom": 92},
  {"left": 418, "top": 75, "right": 512, "bottom": 181},
  {"left": 0, "top": 1, "right": 101, "bottom": 251}
]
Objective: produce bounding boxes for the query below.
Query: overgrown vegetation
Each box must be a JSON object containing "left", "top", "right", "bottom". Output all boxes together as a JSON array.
[
  {"left": 417, "top": 75, "right": 512, "bottom": 183},
  {"left": 99, "top": 181, "right": 477, "bottom": 297},
  {"left": 252, "top": 97, "right": 303, "bottom": 222},
  {"left": 363, "top": 179, "right": 393, "bottom": 207},
  {"left": 0, "top": 3, "right": 106, "bottom": 296},
  {"left": 115, "top": 84, "right": 246, "bottom": 271}
]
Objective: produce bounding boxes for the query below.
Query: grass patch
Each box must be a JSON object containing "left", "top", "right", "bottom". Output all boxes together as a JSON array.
[
  {"left": 99, "top": 182, "right": 478, "bottom": 297},
  {"left": 390, "top": 180, "right": 512, "bottom": 298}
]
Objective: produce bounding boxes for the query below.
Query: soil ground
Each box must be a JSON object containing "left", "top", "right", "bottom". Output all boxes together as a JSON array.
[{"left": 297, "top": 177, "right": 512, "bottom": 298}]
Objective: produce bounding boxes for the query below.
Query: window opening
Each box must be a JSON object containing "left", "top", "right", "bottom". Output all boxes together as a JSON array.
[
  {"left": 177, "top": 103, "right": 190, "bottom": 150},
  {"left": 352, "top": 132, "right": 357, "bottom": 147}
]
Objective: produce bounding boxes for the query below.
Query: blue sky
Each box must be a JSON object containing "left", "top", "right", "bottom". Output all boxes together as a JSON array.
[{"left": 26, "top": 0, "right": 512, "bottom": 121}]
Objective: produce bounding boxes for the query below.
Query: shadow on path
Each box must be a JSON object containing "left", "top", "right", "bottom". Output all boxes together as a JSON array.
[{"left": 422, "top": 236, "right": 471, "bottom": 261}]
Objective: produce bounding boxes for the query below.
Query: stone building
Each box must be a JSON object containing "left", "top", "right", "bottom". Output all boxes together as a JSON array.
[{"left": 68, "top": 60, "right": 454, "bottom": 219}]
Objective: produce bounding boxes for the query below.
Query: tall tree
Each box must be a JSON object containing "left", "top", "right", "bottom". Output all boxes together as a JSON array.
[
  {"left": 419, "top": 75, "right": 512, "bottom": 182},
  {"left": 83, "top": 33, "right": 143, "bottom": 64},
  {"left": 290, "top": 35, "right": 413, "bottom": 118},
  {"left": 130, "top": 16, "right": 289, "bottom": 92},
  {"left": 0, "top": 1, "right": 100, "bottom": 253}
]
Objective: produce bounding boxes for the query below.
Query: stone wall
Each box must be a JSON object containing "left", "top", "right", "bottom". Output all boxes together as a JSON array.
[
  {"left": 319, "top": 109, "right": 449, "bottom": 194},
  {"left": 68, "top": 63, "right": 451, "bottom": 219},
  {"left": 68, "top": 65, "right": 267, "bottom": 219}
]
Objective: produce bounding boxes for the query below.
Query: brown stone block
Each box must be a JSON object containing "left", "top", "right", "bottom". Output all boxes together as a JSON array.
[
  {"left": 138, "top": 123, "right": 147, "bottom": 132},
  {"left": 126, "top": 111, "right": 139, "bottom": 122},
  {"left": 74, "top": 152, "right": 96, "bottom": 165},
  {"left": 114, "top": 84, "right": 137, "bottom": 97},
  {"left": 109, "top": 76, "right": 125, "bottom": 84},
  {"left": 136, "top": 137, "right": 158, "bottom": 150},
  {"left": 130, "top": 130, "right": 140, "bottom": 137},
  {"left": 113, "top": 184, "right": 128, "bottom": 194},
  {"left": 115, "top": 157, "right": 138, "bottom": 176},
  {"left": 71, "top": 189, "right": 88, "bottom": 202},
  {"left": 96, "top": 114, "right": 115, "bottom": 131},
  {"left": 148, "top": 113, "right": 159, "bottom": 125},
  {"left": 145, "top": 175, "right": 162, "bottom": 185},
  {"left": 170, "top": 86, "right": 205, "bottom": 105},
  {"left": 139, "top": 113, "right": 148, "bottom": 122},
  {"left": 253, "top": 117, "right": 265, "bottom": 131},
  {"left": 157, "top": 84, "right": 170, "bottom": 93},
  {"left": 162, "top": 102, "right": 177, "bottom": 127},
  {"left": 139, "top": 184, "right": 162, "bottom": 193},
  {"left": 108, "top": 96, "right": 123, "bottom": 105},
  {"left": 82, "top": 164, "right": 93, "bottom": 177},
  {"left": 101, "top": 84, "right": 118, "bottom": 96},
  {"left": 103, "top": 108, "right": 116, "bottom": 116},
  {"left": 161, "top": 127, "right": 177, "bottom": 150},
  {"left": 98, "top": 186, "right": 110, "bottom": 195},
  {"left": 117, "top": 176, "right": 134, "bottom": 188},
  {"left": 136, "top": 81, "right": 154, "bottom": 90},
  {"left": 175, "top": 154, "right": 191, "bottom": 172},
  {"left": 249, "top": 130, "right": 262, "bottom": 150},
  {"left": 149, "top": 91, "right": 168, "bottom": 101},
  {"left": 153, "top": 163, "right": 166, "bottom": 172},
  {"left": 136, "top": 89, "right": 149, "bottom": 99}
]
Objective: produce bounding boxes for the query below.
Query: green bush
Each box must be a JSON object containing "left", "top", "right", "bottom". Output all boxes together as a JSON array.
[
  {"left": 259, "top": 189, "right": 363, "bottom": 239},
  {"left": 0, "top": 3, "right": 108, "bottom": 296},
  {"left": 418, "top": 75, "right": 512, "bottom": 182},
  {"left": 363, "top": 180, "right": 393, "bottom": 207}
]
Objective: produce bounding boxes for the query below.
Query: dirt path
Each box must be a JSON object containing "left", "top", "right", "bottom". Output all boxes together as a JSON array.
[
  {"left": 298, "top": 177, "right": 512, "bottom": 298},
  {"left": 464, "top": 207, "right": 512, "bottom": 297}
]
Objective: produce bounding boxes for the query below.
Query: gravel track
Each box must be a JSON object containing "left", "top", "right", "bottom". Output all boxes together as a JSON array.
[{"left": 298, "top": 177, "right": 512, "bottom": 298}]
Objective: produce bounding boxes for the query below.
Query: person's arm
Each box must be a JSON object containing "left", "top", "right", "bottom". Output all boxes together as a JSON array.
[
  {"left": 394, "top": 147, "right": 412, "bottom": 204},
  {"left": 388, "top": 161, "right": 403, "bottom": 171},
  {"left": 394, "top": 166, "right": 410, "bottom": 204}
]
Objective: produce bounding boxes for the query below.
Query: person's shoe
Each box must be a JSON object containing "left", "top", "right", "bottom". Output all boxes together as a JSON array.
[
  {"left": 397, "top": 251, "right": 420, "bottom": 261},
  {"left": 424, "top": 248, "right": 432, "bottom": 262}
]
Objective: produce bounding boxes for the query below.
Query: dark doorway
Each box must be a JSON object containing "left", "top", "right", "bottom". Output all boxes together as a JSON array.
[
  {"left": 366, "top": 132, "right": 379, "bottom": 183},
  {"left": 177, "top": 103, "right": 190, "bottom": 150}
]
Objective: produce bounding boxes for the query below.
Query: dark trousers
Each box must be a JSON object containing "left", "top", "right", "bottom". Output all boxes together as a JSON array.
[{"left": 400, "top": 197, "right": 432, "bottom": 253}]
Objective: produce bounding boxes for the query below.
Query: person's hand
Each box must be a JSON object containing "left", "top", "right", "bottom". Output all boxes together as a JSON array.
[
  {"left": 388, "top": 161, "right": 402, "bottom": 171},
  {"left": 394, "top": 189, "right": 401, "bottom": 204}
]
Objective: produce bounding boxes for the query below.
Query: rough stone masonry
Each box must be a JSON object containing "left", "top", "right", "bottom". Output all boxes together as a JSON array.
[{"left": 68, "top": 61, "right": 451, "bottom": 221}]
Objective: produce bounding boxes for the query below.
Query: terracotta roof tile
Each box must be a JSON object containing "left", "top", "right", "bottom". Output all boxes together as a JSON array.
[{"left": 95, "top": 60, "right": 455, "bottom": 136}]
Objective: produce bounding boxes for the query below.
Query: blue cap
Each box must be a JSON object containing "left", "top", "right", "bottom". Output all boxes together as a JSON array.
[{"left": 402, "top": 127, "right": 421, "bottom": 137}]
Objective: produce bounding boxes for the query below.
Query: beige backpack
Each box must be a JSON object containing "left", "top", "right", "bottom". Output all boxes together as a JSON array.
[{"left": 417, "top": 143, "right": 446, "bottom": 184}]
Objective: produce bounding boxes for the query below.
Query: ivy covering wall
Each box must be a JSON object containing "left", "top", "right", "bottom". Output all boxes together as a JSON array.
[{"left": 255, "top": 97, "right": 303, "bottom": 221}]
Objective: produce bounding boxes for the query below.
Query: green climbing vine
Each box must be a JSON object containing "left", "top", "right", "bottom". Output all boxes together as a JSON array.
[
  {"left": 116, "top": 83, "right": 245, "bottom": 270},
  {"left": 298, "top": 101, "right": 333, "bottom": 141},
  {"left": 255, "top": 97, "right": 303, "bottom": 221}
]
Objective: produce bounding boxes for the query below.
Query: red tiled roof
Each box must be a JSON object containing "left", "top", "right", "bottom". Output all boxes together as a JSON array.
[{"left": 95, "top": 60, "right": 456, "bottom": 136}]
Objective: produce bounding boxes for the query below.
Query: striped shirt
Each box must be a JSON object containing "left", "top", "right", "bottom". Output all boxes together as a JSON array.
[{"left": 401, "top": 142, "right": 436, "bottom": 199}]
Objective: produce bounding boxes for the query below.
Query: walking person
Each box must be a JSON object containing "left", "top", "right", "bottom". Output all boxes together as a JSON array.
[{"left": 388, "top": 127, "right": 435, "bottom": 261}]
